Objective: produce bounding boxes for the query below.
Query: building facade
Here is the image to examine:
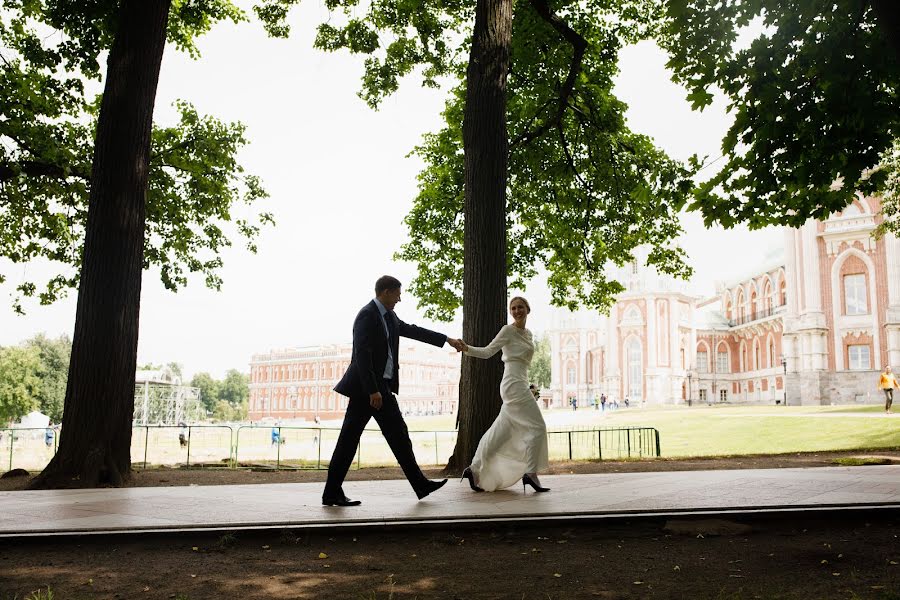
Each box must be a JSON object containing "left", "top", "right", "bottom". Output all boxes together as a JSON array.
[
  {"left": 248, "top": 343, "right": 460, "bottom": 421},
  {"left": 550, "top": 195, "right": 900, "bottom": 406}
]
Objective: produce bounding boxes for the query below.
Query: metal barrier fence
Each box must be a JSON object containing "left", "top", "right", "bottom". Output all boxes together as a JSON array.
[
  {"left": 1, "top": 425, "right": 660, "bottom": 472},
  {"left": 2, "top": 427, "right": 59, "bottom": 472}
]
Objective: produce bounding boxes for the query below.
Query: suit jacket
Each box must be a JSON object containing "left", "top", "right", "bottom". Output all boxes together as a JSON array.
[{"left": 334, "top": 300, "right": 447, "bottom": 397}]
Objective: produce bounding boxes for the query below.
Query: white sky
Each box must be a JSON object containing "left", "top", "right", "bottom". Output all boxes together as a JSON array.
[{"left": 0, "top": 2, "right": 783, "bottom": 379}]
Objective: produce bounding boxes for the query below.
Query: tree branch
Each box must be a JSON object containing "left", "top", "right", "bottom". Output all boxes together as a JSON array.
[
  {"left": 0, "top": 161, "right": 89, "bottom": 182},
  {"left": 511, "top": 0, "right": 587, "bottom": 148}
]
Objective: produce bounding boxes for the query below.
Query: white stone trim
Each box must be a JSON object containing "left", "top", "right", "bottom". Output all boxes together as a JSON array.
[{"left": 830, "top": 247, "right": 880, "bottom": 371}]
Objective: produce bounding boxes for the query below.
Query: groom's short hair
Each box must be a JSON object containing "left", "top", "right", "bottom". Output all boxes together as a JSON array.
[{"left": 375, "top": 275, "right": 402, "bottom": 295}]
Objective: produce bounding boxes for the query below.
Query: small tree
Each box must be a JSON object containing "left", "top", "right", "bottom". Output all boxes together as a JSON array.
[
  {"left": 190, "top": 372, "right": 221, "bottom": 414},
  {"left": 529, "top": 334, "right": 551, "bottom": 390},
  {"left": 0, "top": 346, "right": 42, "bottom": 425},
  {"left": 26, "top": 334, "right": 72, "bottom": 423}
]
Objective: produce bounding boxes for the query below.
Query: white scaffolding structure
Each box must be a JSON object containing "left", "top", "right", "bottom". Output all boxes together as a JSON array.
[{"left": 133, "top": 367, "right": 204, "bottom": 425}]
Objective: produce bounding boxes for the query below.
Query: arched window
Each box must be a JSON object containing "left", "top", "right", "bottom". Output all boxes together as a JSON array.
[
  {"left": 716, "top": 343, "right": 729, "bottom": 374},
  {"left": 843, "top": 273, "right": 868, "bottom": 315},
  {"left": 626, "top": 338, "right": 642, "bottom": 400}
]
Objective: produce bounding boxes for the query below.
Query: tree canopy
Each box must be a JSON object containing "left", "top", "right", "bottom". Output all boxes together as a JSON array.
[
  {"left": 0, "top": 0, "right": 275, "bottom": 313},
  {"left": 659, "top": 0, "right": 900, "bottom": 230},
  {"left": 312, "top": 0, "right": 696, "bottom": 319}
]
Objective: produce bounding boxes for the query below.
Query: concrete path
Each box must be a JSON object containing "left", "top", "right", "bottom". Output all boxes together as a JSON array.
[{"left": 1, "top": 466, "right": 898, "bottom": 538}]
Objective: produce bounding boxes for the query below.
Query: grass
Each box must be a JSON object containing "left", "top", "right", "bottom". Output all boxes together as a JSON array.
[{"left": 405, "top": 405, "right": 900, "bottom": 459}]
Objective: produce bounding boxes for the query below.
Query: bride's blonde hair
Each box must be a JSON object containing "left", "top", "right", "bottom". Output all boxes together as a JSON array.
[{"left": 509, "top": 296, "right": 531, "bottom": 313}]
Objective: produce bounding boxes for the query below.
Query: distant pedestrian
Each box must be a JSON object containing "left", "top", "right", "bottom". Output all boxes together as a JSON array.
[
  {"left": 624, "top": 397, "right": 629, "bottom": 408},
  {"left": 178, "top": 421, "right": 188, "bottom": 448},
  {"left": 879, "top": 366, "right": 899, "bottom": 414},
  {"left": 571, "top": 397, "right": 577, "bottom": 411},
  {"left": 600, "top": 394, "right": 607, "bottom": 412},
  {"left": 271, "top": 423, "right": 281, "bottom": 446},
  {"left": 529, "top": 384, "right": 540, "bottom": 402},
  {"left": 44, "top": 424, "right": 55, "bottom": 448}
]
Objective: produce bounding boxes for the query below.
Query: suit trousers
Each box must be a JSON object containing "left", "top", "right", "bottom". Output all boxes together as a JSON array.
[{"left": 324, "top": 380, "right": 428, "bottom": 498}]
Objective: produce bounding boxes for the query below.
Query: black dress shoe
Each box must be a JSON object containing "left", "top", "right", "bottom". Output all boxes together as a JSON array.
[
  {"left": 322, "top": 496, "right": 362, "bottom": 507},
  {"left": 415, "top": 478, "right": 448, "bottom": 500}
]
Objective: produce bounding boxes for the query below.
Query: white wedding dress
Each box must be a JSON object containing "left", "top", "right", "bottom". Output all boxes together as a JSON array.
[{"left": 465, "top": 324, "right": 549, "bottom": 491}]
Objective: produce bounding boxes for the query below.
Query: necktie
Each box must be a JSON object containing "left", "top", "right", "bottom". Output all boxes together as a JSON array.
[{"left": 384, "top": 310, "right": 396, "bottom": 341}]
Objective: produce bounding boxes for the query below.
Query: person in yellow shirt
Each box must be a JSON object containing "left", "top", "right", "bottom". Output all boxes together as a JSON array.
[{"left": 879, "top": 366, "right": 899, "bottom": 414}]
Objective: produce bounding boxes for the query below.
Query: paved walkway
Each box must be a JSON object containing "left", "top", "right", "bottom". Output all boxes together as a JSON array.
[{"left": 2, "top": 466, "right": 898, "bottom": 538}]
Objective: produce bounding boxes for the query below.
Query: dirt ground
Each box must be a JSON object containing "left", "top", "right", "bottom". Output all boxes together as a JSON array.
[{"left": 2, "top": 451, "right": 900, "bottom": 599}]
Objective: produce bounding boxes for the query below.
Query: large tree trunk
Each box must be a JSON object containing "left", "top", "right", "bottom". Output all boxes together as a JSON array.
[
  {"left": 872, "top": 0, "right": 900, "bottom": 64},
  {"left": 30, "top": 0, "right": 171, "bottom": 489},
  {"left": 446, "top": 0, "right": 513, "bottom": 473}
]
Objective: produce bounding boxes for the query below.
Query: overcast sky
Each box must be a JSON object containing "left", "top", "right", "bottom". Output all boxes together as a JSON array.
[{"left": 0, "top": 2, "right": 783, "bottom": 379}]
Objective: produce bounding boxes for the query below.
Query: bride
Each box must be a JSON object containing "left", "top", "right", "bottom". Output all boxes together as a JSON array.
[{"left": 459, "top": 296, "right": 550, "bottom": 493}]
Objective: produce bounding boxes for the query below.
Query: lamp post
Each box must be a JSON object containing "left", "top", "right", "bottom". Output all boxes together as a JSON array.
[
  {"left": 780, "top": 356, "right": 787, "bottom": 406},
  {"left": 686, "top": 370, "right": 693, "bottom": 407}
]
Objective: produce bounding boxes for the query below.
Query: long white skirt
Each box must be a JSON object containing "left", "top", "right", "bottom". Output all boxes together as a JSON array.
[{"left": 470, "top": 360, "right": 549, "bottom": 491}]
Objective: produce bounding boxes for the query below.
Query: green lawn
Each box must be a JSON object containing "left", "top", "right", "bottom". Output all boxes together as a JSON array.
[{"left": 402, "top": 405, "right": 900, "bottom": 458}]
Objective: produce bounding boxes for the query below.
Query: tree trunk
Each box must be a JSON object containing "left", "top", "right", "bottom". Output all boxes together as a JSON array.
[
  {"left": 872, "top": 0, "right": 900, "bottom": 64},
  {"left": 29, "top": 0, "right": 171, "bottom": 489},
  {"left": 445, "top": 0, "right": 513, "bottom": 474}
]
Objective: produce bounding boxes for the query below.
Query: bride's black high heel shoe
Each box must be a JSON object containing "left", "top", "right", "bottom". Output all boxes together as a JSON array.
[
  {"left": 461, "top": 467, "right": 484, "bottom": 492},
  {"left": 522, "top": 473, "right": 550, "bottom": 493}
]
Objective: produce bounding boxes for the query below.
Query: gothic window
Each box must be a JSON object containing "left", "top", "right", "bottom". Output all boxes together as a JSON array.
[
  {"left": 717, "top": 349, "right": 729, "bottom": 373},
  {"left": 848, "top": 345, "right": 871, "bottom": 370},
  {"left": 844, "top": 274, "right": 868, "bottom": 315},
  {"left": 697, "top": 350, "right": 708, "bottom": 373},
  {"left": 627, "top": 338, "right": 642, "bottom": 400},
  {"left": 567, "top": 366, "right": 576, "bottom": 384},
  {"left": 768, "top": 340, "right": 775, "bottom": 368},
  {"left": 631, "top": 261, "right": 639, "bottom": 274}
]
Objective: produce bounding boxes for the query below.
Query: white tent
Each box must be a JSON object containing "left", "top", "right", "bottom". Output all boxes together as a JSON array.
[{"left": 17, "top": 411, "right": 50, "bottom": 429}]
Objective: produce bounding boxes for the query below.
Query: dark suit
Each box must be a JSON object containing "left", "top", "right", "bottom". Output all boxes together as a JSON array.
[{"left": 324, "top": 300, "right": 447, "bottom": 499}]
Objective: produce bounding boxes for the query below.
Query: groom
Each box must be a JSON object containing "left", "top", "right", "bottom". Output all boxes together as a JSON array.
[{"left": 322, "top": 275, "right": 464, "bottom": 506}]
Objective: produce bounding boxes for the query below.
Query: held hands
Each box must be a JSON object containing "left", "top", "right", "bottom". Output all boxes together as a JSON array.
[
  {"left": 369, "top": 391, "right": 383, "bottom": 410},
  {"left": 447, "top": 338, "right": 468, "bottom": 352}
]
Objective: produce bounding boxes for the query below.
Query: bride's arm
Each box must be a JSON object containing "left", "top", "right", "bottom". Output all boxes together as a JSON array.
[{"left": 463, "top": 326, "right": 510, "bottom": 359}]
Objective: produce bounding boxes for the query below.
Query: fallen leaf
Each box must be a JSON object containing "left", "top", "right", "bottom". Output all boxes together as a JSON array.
[
  {"left": 821, "top": 560, "right": 829, "bottom": 565},
  {"left": 410, "top": 554, "right": 417, "bottom": 557},
  {"left": 553, "top": 574, "right": 562, "bottom": 578},
  {"left": 192, "top": 547, "right": 199, "bottom": 552},
  {"left": 143, "top": 587, "right": 150, "bottom": 592},
  {"left": 696, "top": 534, "right": 704, "bottom": 539},
  {"left": 633, "top": 581, "right": 643, "bottom": 585},
  {"left": 318, "top": 552, "right": 328, "bottom": 559},
  {"left": 262, "top": 545, "right": 270, "bottom": 550},
  {"left": 190, "top": 575, "right": 196, "bottom": 578},
  {"left": 890, "top": 560, "right": 898, "bottom": 565},
  {"left": 832, "top": 573, "right": 841, "bottom": 577},
  {"left": 673, "top": 565, "right": 680, "bottom": 571}
]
